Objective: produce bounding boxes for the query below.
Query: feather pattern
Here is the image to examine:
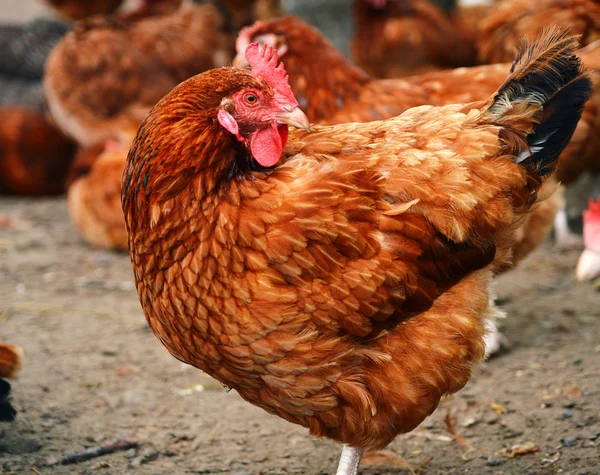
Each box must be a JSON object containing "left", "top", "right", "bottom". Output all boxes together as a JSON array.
[{"left": 123, "top": 29, "right": 591, "bottom": 451}]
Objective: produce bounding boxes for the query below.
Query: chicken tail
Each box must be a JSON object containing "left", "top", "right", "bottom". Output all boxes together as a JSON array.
[
  {"left": 0, "top": 379, "right": 17, "bottom": 422},
  {"left": 484, "top": 28, "right": 592, "bottom": 205}
]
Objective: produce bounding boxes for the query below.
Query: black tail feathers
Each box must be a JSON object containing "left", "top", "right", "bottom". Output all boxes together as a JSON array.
[{"left": 487, "top": 28, "right": 593, "bottom": 176}]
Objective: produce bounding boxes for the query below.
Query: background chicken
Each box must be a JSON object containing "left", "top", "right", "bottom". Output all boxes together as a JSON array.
[
  {"left": 576, "top": 198, "right": 600, "bottom": 283},
  {"left": 351, "top": 0, "right": 476, "bottom": 78},
  {"left": 44, "top": 1, "right": 232, "bottom": 148},
  {"left": 66, "top": 141, "right": 128, "bottom": 250},
  {"left": 0, "top": 343, "right": 23, "bottom": 423},
  {"left": 0, "top": 106, "right": 77, "bottom": 196},
  {"left": 475, "top": 0, "right": 600, "bottom": 64},
  {"left": 122, "top": 29, "right": 590, "bottom": 474},
  {"left": 42, "top": 0, "right": 125, "bottom": 20}
]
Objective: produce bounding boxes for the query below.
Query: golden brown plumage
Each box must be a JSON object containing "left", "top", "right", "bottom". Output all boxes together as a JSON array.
[
  {"left": 122, "top": 31, "right": 591, "bottom": 471},
  {"left": 476, "top": 0, "right": 600, "bottom": 64},
  {"left": 233, "top": 18, "right": 580, "bottom": 269},
  {"left": 66, "top": 141, "right": 129, "bottom": 250},
  {"left": 0, "top": 107, "right": 77, "bottom": 196},
  {"left": 351, "top": 0, "right": 476, "bottom": 79}
]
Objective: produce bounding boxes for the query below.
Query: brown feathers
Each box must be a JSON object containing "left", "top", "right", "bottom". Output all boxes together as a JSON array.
[
  {"left": 123, "top": 31, "right": 591, "bottom": 454},
  {"left": 0, "top": 107, "right": 77, "bottom": 196},
  {"left": 67, "top": 142, "right": 128, "bottom": 250},
  {"left": 352, "top": 0, "right": 476, "bottom": 79},
  {"left": 0, "top": 344, "right": 23, "bottom": 380},
  {"left": 476, "top": 0, "right": 600, "bottom": 65},
  {"left": 44, "top": 2, "right": 233, "bottom": 147}
]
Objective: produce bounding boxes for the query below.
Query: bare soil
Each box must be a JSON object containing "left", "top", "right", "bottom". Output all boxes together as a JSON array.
[{"left": 0, "top": 196, "right": 599, "bottom": 475}]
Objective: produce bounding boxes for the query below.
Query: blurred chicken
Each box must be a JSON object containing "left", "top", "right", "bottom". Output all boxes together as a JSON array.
[
  {"left": 576, "top": 198, "right": 600, "bottom": 282},
  {"left": 451, "top": 2, "right": 495, "bottom": 48},
  {"left": 123, "top": 32, "right": 591, "bottom": 474},
  {"left": 43, "top": 0, "right": 125, "bottom": 20},
  {"left": 476, "top": 0, "right": 600, "bottom": 65},
  {"left": 44, "top": 2, "right": 232, "bottom": 147},
  {"left": 66, "top": 141, "right": 129, "bottom": 250},
  {"left": 0, "top": 18, "right": 69, "bottom": 110},
  {"left": 352, "top": 0, "right": 476, "bottom": 78},
  {"left": 0, "top": 107, "right": 77, "bottom": 196},
  {"left": 0, "top": 343, "right": 23, "bottom": 423}
]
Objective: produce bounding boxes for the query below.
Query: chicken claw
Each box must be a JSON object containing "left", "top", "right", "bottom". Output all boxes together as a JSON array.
[{"left": 336, "top": 445, "right": 363, "bottom": 475}]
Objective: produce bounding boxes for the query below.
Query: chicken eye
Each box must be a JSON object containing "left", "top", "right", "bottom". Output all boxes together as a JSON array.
[{"left": 244, "top": 93, "right": 258, "bottom": 105}]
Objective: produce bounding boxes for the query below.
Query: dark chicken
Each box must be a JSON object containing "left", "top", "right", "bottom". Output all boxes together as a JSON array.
[{"left": 122, "top": 32, "right": 591, "bottom": 474}]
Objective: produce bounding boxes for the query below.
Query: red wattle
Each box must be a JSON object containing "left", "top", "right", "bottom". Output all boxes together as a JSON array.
[{"left": 250, "top": 123, "right": 288, "bottom": 168}]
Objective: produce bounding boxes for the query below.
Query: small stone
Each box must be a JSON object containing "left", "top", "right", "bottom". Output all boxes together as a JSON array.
[
  {"left": 486, "top": 415, "right": 500, "bottom": 425},
  {"left": 561, "top": 436, "right": 579, "bottom": 447},
  {"left": 140, "top": 448, "right": 159, "bottom": 464},
  {"left": 0, "top": 434, "right": 42, "bottom": 454},
  {"left": 487, "top": 458, "right": 505, "bottom": 467},
  {"left": 572, "top": 358, "right": 583, "bottom": 366},
  {"left": 125, "top": 448, "right": 137, "bottom": 459},
  {"left": 562, "top": 409, "right": 574, "bottom": 419}
]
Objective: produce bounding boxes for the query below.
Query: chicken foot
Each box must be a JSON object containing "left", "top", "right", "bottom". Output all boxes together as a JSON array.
[{"left": 336, "top": 445, "right": 363, "bottom": 475}]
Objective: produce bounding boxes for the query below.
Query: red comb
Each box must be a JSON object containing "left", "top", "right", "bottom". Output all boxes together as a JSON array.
[
  {"left": 236, "top": 21, "right": 264, "bottom": 55},
  {"left": 583, "top": 198, "right": 600, "bottom": 251},
  {"left": 245, "top": 43, "right": 297, "bottom": 106}
]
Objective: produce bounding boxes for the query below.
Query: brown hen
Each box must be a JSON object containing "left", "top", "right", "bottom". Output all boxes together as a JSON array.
[
  {"left": 122, "top": 31, "right": 591, "bottom": 473},
  {"left": 352, "top": 0, "right": 476, "bottom": 78},
  {"left": 66, "top": 141, "right": 129, "bottom": 250},
  {"left": 43, "top": 0, "right": 125, "bottom": 20},
  {"left": 44, "top": 1, "right": 232, "bottom": 147},
  {"left": 476, "top": 0, "right": 600, "bottom": 64},
  {"left": 0, "top": 107, "right": 77, "bottom": 196}
]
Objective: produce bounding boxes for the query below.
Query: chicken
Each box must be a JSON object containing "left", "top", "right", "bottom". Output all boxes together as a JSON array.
[
  {"left": 0, "top": 107, "right": 77, "bottom": 196},
  {"left": 576, "top": 198, "right": 600, "bottom": 282},
  {"left": 44, "top": 1, "right": 232, "bottom": 147},
  {"left": 476, "top": 0, "right": 600, "bottom": 65},
  {"left": 219, "top": 0, "right": 282, "bottom": 30},
  {"left": 66, "top": 141, "right": 129, "bottom": 250},
  {"left": 351, "top": 0, "right": 476, "bottom": 79},
  {"left": 122, "top": 30, "right": 591, "bottom": 473},
  {"left": 0, "top": 343, "right": 23, "bottom": 423},
  {"left": 43, "top": 0, "right": 125, "bottom": 20}
]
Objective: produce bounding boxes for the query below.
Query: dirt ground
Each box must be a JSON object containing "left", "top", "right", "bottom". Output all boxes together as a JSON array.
[{"left": 0, "top": 196, "right": 599, "bottom": 475}]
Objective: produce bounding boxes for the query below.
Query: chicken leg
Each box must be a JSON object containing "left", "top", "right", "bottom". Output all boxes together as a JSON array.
[
  {"left": 554, "top": 208, "right": 582, "bottom": 248},
  {"left": 336, "top": 445, "right": 363, "bottom": 475}
]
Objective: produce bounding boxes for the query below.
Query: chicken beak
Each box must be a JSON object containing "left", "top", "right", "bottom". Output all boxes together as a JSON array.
[
  {"left": 276, "top": 107, "right": 311, "bottom": 132},
  {"left": 575, "top": 249, "right": 600, "bottom": 282},
  {"left": 232, "top": 54, "right": 249, "bottom": 68}
]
